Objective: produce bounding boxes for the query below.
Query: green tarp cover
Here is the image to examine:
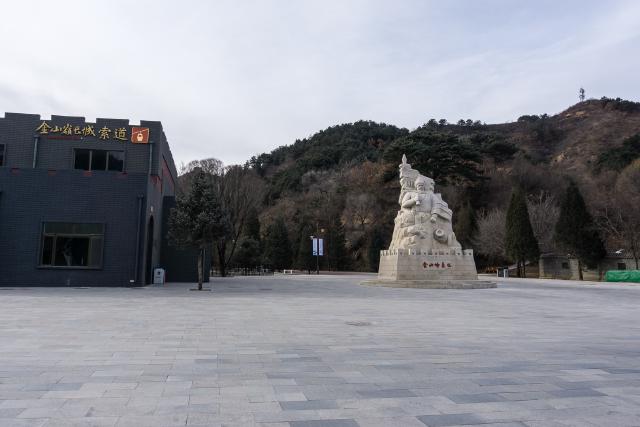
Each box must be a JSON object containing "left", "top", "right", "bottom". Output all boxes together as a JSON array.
[{"left": 605, "top": 270, "right": 640, "bottom": 283}]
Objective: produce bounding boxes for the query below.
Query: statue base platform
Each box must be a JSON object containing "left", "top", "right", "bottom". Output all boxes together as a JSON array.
[
  {"left": 361, "top": 279, "right": 496, "bottom": 289},
  {"left": 365, "top": 248, "right": 495, "bottom": 289}
]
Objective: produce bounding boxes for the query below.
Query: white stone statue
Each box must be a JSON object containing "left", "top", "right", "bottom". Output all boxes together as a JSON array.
[
  {"left": 389, "top": 155, "right": 462, "bottom": 252},
  {"left": 361, "top": 155, "right": 494, "bottom": 288},
  {"left": 363, "top": 156, "right": 496, "bottom": 289}
]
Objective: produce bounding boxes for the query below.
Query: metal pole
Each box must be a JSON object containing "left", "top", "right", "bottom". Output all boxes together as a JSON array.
[
  {"left": 316, "top": 222, "right": 320, "bottom": 275},
  {"left": 133, "top": 195, "right": 144, "bottom": 284},
  {"left": 147, "top": 142, "right": 153, "bottom": 175},
  {"left": 32, "top": 136, "right": 39, "bottom": 168}
]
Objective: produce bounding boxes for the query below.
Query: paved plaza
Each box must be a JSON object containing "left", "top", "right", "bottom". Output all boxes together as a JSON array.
[{"left": 1, "top": 275, "right": 640, "bottom": 427}]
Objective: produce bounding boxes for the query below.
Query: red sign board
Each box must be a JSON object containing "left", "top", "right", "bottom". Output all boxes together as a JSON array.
[{"left": 131, "top": 127, "right": 150, "bottom": 144}]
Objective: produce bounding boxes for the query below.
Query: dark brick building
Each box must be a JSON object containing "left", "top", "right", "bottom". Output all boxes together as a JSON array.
[{"left": 0, "top": 112, "right": 202, "bottom": 286}]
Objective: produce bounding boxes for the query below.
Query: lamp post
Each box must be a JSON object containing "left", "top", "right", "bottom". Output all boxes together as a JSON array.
[
  {"left": 310, "top": 223, "right": 324, "bottom": 275},
  {"left": 309, "top": 235, "right": 318, "bottom": 275}
]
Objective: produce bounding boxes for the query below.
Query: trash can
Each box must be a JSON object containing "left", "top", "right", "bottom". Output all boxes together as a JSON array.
[{"left": 153, "top": 268, "right": 165, "bottom": 285}]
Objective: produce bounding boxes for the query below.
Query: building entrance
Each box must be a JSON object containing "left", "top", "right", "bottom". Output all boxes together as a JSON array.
[{"left": 145, "top": 216, "right": 154, "bottom": 284}]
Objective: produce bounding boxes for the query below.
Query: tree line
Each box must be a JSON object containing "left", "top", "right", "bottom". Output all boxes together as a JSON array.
[
  {"left": 169, "top": 103, "right": 640, "bottom": 283},
  {"left": 167, "top": 159, "right": 350, "bottom": 288}
]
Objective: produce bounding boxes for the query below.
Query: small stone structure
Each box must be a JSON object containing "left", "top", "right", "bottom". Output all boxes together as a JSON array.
[
  {"left": 539, "top": 253, "right": 638, "bottom": 281},
  {"left": 363, "top": 155, "right": 495, "bottom": 289}
]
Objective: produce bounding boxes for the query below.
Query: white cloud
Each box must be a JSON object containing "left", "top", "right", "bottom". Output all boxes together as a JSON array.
[{"left": 1, "top": 0, "right": 639, "bottom": 166}]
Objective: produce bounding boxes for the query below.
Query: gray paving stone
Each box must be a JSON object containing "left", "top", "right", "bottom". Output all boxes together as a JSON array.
[
  {"left": 280, "top": 400, "right": 339, "bottom": 410},
  {"left": 474, "top": 378, "right": 523, "bottom": 386},
  {"left": 43, "top": 417, "right": 118, "bottom": 427},
  {"left": 470, "top": 423, "right": 528, "bottom": 427},
  {"left": 357, "top": 389, "right": 417, "bottom": 398},
  {"left": 289, "top": 420, "right": 359, "bottom": 427},
  {"left": 0, "top": 407, "right": 25, "bottom": 417},
  {"left": 1, "top": 276, "right": 640, "bottom": 427},
  {"left": 497, "top": 391, "right": 552, "bottom": 401},
  {"left": 548, "top": 389, "right": 607, "bottom": 398},
  {"left": 417, "top": 413, "right": 486, "bottom": 426},
  {"left": 353, "top": 417, "right": 426, "bottom": 427},
  {"left": 448, "top": 393, "right": 507, "bottom": 404},
  {"left": 0, "top": 420, "right": 47, "bottom": 427}
]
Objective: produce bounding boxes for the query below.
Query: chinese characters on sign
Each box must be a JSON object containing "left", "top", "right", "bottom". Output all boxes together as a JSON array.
[
  {"left": 422, "top": 261, "right": 453, "bottom": 269},
  {"left": 35, "top": 121, "right": 149, "bottom": 143}
]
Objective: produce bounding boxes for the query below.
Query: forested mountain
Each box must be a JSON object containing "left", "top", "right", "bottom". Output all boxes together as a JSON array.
[{"left": 211, "top": 97, "right": 640, "bottom": 272}]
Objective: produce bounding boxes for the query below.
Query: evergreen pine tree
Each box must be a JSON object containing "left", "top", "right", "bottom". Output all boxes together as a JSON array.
[
  {"left": 244, "top": 207, "right": 261, "bottom": 242},
  {"left": 555, "top": 181, "right": 606, "bottom": 279},
  {"left": 168, "top": 170, "right": 228, "bottom": 290},
  {"left": 505, "top": 188, "right": 540, "bottom": 277},
  {"left": 263, "top": 218, "right": 292, "bottom": 271},
  {"left": 454, "top": 199, "right": 475, "bottom": 248},
  {"left": 367, "top": 228, "right": 386, "bottom": 272},
  {"left": 230, "top": 207, "right": 262, "bottom": 270},
  {"left": 231, "top": 208, "right": 262, "bottom": 268},
  {"left": 326, "top": 213, "right": 348, "bottom": 271},
  {"left": 232, "top": 239, "right": 260, "bottom": 269}
]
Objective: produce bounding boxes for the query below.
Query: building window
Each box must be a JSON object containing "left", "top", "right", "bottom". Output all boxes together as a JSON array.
[
  {"left": 74, "top": 149, "right": 90, "bottom": 170},
  {"left": 561, "top": 262, "right": 569, "bottom": 269},
  {"left": 0, "top": 143, "right": 5, "bottom": 166},
  {"left": 618, "top": 262, "right": 627, "bottom": 270},
  {"left": 74, "top": 149, "right": 124, "bottom": 172},
  {"left": 108, "top": 151, "right": 124, "bottom": 171},
  {"left": 40, "top": 222, "right": 104, "bottom": 268}
]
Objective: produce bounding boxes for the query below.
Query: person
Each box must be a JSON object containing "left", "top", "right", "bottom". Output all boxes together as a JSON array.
[
  {"left": 395, "top": 176, "right": 435, "bottom": 247},
  {"left": 388, "top": 157, "right": 462, "bottom": 251},
  {"left": 395, "top": 175, "right": 461, "bottom": 250},
  {"left": 400, "top": 176, "right": 436, "bottom": 222}
]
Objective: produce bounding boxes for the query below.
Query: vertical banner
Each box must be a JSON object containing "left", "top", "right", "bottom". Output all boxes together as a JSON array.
[{"left": 313, "top": 238, "right": 324, "bottom": 256}]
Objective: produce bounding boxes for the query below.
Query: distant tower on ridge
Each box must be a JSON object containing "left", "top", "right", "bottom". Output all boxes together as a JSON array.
[{"left": 579, "top": 87, "right": 585, "bottom": 102}]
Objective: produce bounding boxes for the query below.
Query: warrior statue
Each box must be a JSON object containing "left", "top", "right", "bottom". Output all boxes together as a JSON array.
[
  {"left": 362, "top": 155, "right": 492, "bottom": 288},
  {"left": 389, "top": 155, "right": 462, "bottom": 251}
]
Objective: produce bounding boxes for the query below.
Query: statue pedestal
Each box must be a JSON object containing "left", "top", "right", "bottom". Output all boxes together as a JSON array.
[{"left": 362, "top": 248, "right": 496, "bottom": 289}]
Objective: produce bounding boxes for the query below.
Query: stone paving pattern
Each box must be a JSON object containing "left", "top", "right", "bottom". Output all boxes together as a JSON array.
[{"left": 1, "top": 275, "right": 640, "bottom": 426}]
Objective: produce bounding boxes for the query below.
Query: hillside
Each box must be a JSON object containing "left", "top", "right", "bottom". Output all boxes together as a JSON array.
[{"left": 244, "top": 97, "right": 640, "bottom": 271}]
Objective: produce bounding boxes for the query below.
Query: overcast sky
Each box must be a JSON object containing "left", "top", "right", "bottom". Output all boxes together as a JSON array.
[{"left": 1, "top": 1, "right": 639, "bottom": 166}]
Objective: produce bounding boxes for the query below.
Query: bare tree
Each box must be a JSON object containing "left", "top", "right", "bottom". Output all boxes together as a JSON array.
[
  {"left": 181, "top": 158, "right": 225, "bottom": 176},
  {"left": 344, "top": 193, "right": 377, "bottom": 230},
  {"left": 595, "top": 160, "right": 640, "bottom": 268},
  {"left": 178, "top": 158, "right": 266, "bottom": 276},
  {"left": 177, "top": 158, "right": 225, "bottom": 193},
  {"left": 527, "top": 191, "right": 560, "bottom": 254},
  {"left": 474, "top": 192, "right": 558, "bottom": 267},
  {"left": 472, "top": 208, "right": 507, "bottom": 264},
  {"left": 213, "top": 165, "right": 265, "bottom": 276}
]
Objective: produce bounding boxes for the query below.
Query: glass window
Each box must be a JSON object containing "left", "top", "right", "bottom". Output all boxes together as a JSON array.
[
  {"left": 561, "top": 262, "right": 569, "bottom": 269},
  {"left": 107, "top": 151, "right": 124, "bottom": 171},
  {"left": 0, "top": 143, "right": 5, "bottom": 166},
  {"left": 41, "top": 236, "right": 54, "bottom": 266},
  {"left": 74, "top": 149, "right": 124, "bottom": 172},
  {"left": 91, "top": 150, "right": 107, "bottom": 171},
  {"left": 618, "top": 263, "right": 627, "bottom": 270},
  {"left": 74, "top": 149, "right": 91, "bottom": 170},
  {"left": 40, "top": 222, "right": 104, "bottom": 268}
]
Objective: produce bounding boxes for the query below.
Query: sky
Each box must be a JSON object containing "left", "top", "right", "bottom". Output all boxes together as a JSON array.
[{"left": 1, "top": 0, "right": 639, "bottom": 166}]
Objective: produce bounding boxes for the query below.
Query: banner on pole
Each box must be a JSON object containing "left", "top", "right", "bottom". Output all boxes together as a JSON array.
[{"left": 312, "top": 238, "right": 324, "bottom": 256}]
